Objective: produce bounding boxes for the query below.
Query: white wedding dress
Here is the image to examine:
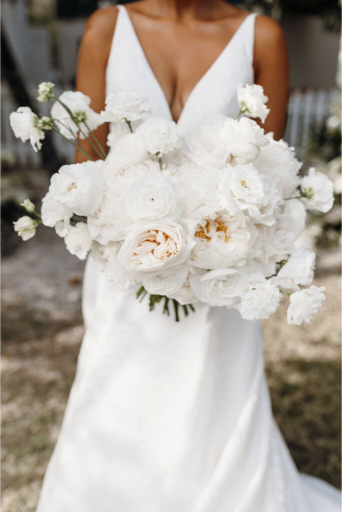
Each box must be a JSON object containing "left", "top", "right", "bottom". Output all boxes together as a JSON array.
[{"left": 37, "top": 6, "right": 341, "bottom": 512}]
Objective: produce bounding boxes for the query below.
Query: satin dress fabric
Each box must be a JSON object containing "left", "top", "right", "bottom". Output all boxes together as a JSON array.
[{"left": 36, "top": 6, "right": 341, "bottom": 511}]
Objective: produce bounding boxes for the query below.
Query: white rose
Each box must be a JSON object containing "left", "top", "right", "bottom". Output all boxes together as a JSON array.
[
  {"left": 219, "top": 117, "right": 269, "bottom": 165},
  {"left": 218, "top": 163, "right": 269, "bottom": 217},
  {"left": 127, "top": 174, "right": 181, "bottom": 221},
  {"left": 300, "top": 168, "right": 334, "bottom": 213},
  {"left": 13, "top": 216, "right": 38, "bottom": 241},
  {"left": 191, "top": 211, "right": 258, "bottom": 269},
  {"left": 101, "top": 90, "right": 151, "bottom": 122},
  {"left": 237, "top": 273, "right": 282, "bottom": 320},
  {"left": 37, "top": 81, "right": 55, "bottom": 102},
  {"left": 118, "top": 221, "right": 195, "bottom": 278},
  {"left": 64, "top": 222, "right": 92, "bottom": 260},
  {"left": 275, "top": 242, "right": 316, "bottom": 290},
  {"left": 186, "top": 114, "right": 231, "bottom": 167},
  {"left": 237, "top": 83, "right": 270, "bottom": 123},
  {"left": 287, "top": 286, "right": 326, "bottom": 325},
  {"left": 51, "top": 91, "right": 102, "bottom": 139},
  {"left": 190, "top": 267, "right": 248, "bottom": 307},
  {"left": 105, "top": 133, "right": 149, "bottom": 173},
  {"left": 143, "top": 264, "right": 188, "bottom": 296},
  {"left": 253, "top": 135, "right": 302, "bottom": 198},
  {"left": 49, "top": 160, "right": 104, "bottom": 216},
  {"left": 10, "top": 107, "right": 45, "bottom": 151},
  {"left": 41, "top": 191, "right": 72, "bottom": 237},
  {"left": 136, "top": 117, "right": 181, "bottom": 155}
]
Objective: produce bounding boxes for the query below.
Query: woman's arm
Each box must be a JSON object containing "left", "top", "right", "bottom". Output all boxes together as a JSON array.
[
  {"left": 254, "top": 16, "right": 289, "bottom": 140},
  {"left": 74, "top": 7, "right": 118, "bottom": 163}
]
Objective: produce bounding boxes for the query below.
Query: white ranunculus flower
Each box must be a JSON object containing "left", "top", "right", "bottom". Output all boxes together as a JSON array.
[
  {"left": 41, "top": 192, "right": 72, "bottom": 237},
  {"left": 143, "top": 264, "right": 189, "bottom": 296},
  {"left": 219, "top": 163, "right": 269, "bottom": 217},
  {"left": 237, "top": 273, "right": 282, "bottom": 320},
  {"left": 101, "top": 90, "right": 151, "bottom": 122},
  {"left": 237, "top": 83, "right": 270, "bottom": 123},
  {"left": 107, "top": 122, "right": 131, "bottom": 148},
  {"left": 118, "top": 221, "right": 195, "bottom": 278},
  {"left": 275, "top": 242, "right": 316, "bottom": 290},
  {"left": 136, "top": 117, "right": 181, "bottom": 155},
  {"left": 105, "top": 133, "right": 149, "bottom": 172},
  {"left": 287, "top": 286, "right": 326, "bottom": 325},
  {"left": 37, "top": 81, "right": 55, "bottom": 102},
  {"left": 300, "top": 168, "right": 334, "bottom": 213},
  {"left": 49, "top": 160, "right": 104, "bottom": 216},
  {"left": 218, "top": 117, "right": 269, "bottom": 165},
  {"left": 13, "top": 216, "right": 38, "bottom": 241},
  {"left": 253, "top": 134, "right": 302, "bottom": 198},
  {"left": 185, "top": 114, "right": 231, "bottom": 167},
  {"left": 127, "top": 174, "right": 181, "bottom": 221},
  {"left": 191, "top": 211, "right": 258, "bottom": 269},
  {"left": 168, "top": 276, "right": 198, "bottom": 305},
  {"left": 190, "top": 267, "right": 248, "bottom": 307},
  {"left": 20, "top": 199, "right": 35, "bottom": 213},
  {"left": 64, "top": 222, "right": 92, "bottom": 260},
  {"left": 51, "top": 91, "right": 102, "bottom": 139},
  {"left": 10, "top": 107, "right": 45, "bottom": 151}
]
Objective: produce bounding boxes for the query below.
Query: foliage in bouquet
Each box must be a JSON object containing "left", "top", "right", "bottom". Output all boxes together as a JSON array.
[{"left": 10, "top": 81, "right": 334, "bottom": 324}]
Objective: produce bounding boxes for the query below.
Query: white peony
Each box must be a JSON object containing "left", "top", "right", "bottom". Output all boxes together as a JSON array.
[
  {"left": 118, "top": 221, "right": 195, "bottom": 278},
  {"left": 191, "top": 267, "right": 248, "bottom": 307},
  {"left": 49, "top": 161, "right": 104, "bottom": 216},
  {"left": 275, "top": 242, "right": 316, "bottom": 290},
  {"left": 185, "top": 115, "right": 231, "bottom": 167},
  {"left": 191, "top": 211, "right": 258, "bottom": 269},
  {"left": 300, "top": 168, "right": 334, "bottom": 213},
  {"left": 37, "top": 81, "right": 55, "bottom": 102},
  {"left": 64, "top": 222, "right": 92, "bottom": 260},
  {"left": 218, "top": 117, "right": 269, "bottom": 165},
  {"left": 51, "top": 91, "right": 102, "bottom": 139},
  {"left": 142, "top": 264, "right": 189, "bottom": 296},
  {"left": 237, "top": 273, "right": 282, "bottom": 320},
  {"left": 287, "top": 286, "right": 326, "bottom": 325},
  {"left": 105, "top": 133, "right": 149, "bottom": 172},
  {"left": 237, "top": 83, "right": 270, "bottom": 123},
  {"left": 13, "top": 216, "right": 38, "bottom": 241},
  {"left": 101, "top": 90, "right": 151, "bottom": 122},
  {"left": 10, "top": 107, "right": 45, "bottom": 151},
  {"left": 127, "top": 174, "right": 181, "bottom": 221},
  {"left": 136, "top": 117, "right": 181, "bottom": 155},
  {"left": 41, "top": 191, "right": 72, "bottom": 237}
]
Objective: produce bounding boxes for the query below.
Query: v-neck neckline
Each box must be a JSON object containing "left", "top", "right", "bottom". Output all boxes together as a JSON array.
[{"left": 120, "top": 5, "right": 253, "bottom": 126}]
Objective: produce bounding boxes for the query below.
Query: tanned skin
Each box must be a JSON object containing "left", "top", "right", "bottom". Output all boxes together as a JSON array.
[{"left": 75, "top": 0, "right": 289, "bottom": 163}]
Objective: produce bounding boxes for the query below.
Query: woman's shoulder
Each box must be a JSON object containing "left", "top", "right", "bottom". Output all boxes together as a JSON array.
[
  {"left": 254, "top": 14, "right": 286, "bottom": 46},
  {"left": 79, "top": 6, "right": 119, "bottom": 62}
]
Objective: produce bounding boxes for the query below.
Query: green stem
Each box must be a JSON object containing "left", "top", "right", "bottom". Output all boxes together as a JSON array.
[
  {"left": 52, "top": 126, "right": 94, "bottom": 161},
  {"left": 173, "top": 299, "right": 180, "bottom": 322},
  {"left": 125, "top": 119, "right": 133, "bottom": 133},
  {"left": 84, "top": 120, "right": 107, "bottom": 158},
  {"left": 284, "top": 195, "right": 303, "bottom": 201},
  {"left": 77, "top": 123, "right": 105, "bottom": 160},
  {"left": 280, "top": 290, "right": 292, "bottom": 297}
]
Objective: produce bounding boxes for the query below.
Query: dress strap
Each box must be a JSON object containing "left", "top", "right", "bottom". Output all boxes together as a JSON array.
[{"left": 242, "top": 13, "right": 258, "bottom": 65}]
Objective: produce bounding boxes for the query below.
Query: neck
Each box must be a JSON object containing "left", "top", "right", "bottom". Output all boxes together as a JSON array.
[{"left": 149, "top": 0, "right": 222, "bottom": 20}]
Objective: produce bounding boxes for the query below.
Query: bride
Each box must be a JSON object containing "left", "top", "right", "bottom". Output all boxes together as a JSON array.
[{"left": 36, "top": 1, "right": 341, "bottom": 511}]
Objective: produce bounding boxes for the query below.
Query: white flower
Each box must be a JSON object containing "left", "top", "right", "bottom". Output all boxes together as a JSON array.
[
  {"left": 41, "top": 192, "right": 72, "bottom": 237},
  {"left": 127, "top": 174, "right": 181, "bottom": 221},
  {"left": 107, "top": 122, "right": 131, "bottom": 148},
  {"left": 118, "top": 221, "right": 195, "bottom": 278},
  {"left": 101, "top": 90, "right": 151, "bottom": 122},
  {"left": 237, "top": 273, "right": 282, "bottom": 320},
  {"left": 51, "top": 91, "right": 102, "bottom": 139},
  {"left": 275, "top": 242, "right": 316, "bottom": 290},
  {"left": 91, "top": 241, "right": 137, "bottom": 290},
  {"left": 168, "top": 276, "right": 198, "bottom": 305},
  {"left": 218, "top": 163, "right": 269, "bottom": 217},
  {"left": 287, "top": 286, "right": 326, "bottom": 325},
  {"left": 191, "top": 211, "right": 258, "bottom": 269},
  {"left": 64, "top": 222, "right": 92, "bottom": 260},
  {"left": 143, "top": 264, "right": 189, "bottom": 296},
  {"left": 300, "top": 168, "right": 334, "bottom": 213},
  {"left": 218, "top": 117, "right": 269, "bottom": 165},
  {"left": 13, "top": 216, "right": 38, "bottom": 241},
  {"left": 10, "top": 107, "right": 45, "bottom": 151},
  {"left": 253, "top": 135, "right": 302, "bottom": 198},
  {"left": 237, "top": 83, "right": 270, "bottom": 123},
  {"left": 20, "top": 199, "right": 35, "bottom": 213},
  {"left": 37, "top": 81, "right": 55, "bottom": 102},
  {"left": 136, "top": 117, "right": 181, "bottom": 155},
  {"left": 105, "top": 133, "right": 149, "bottom": 172},
  {"left": 191, "top": 267, "right": 248, "bottom": 307},
  {"left": 49, "top": 161, "right": 104, "bottom": 216}
]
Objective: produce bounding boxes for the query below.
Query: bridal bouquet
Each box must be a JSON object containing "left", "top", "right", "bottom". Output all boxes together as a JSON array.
[{"left": 10, "top": 82, "right": 334, "bottom": 323}]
